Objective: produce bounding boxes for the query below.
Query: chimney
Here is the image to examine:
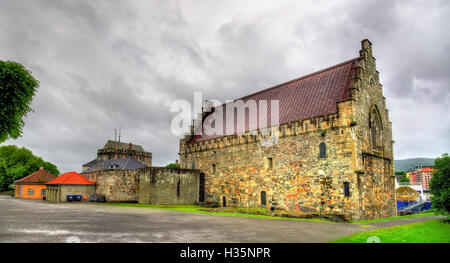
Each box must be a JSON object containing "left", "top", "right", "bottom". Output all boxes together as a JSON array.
[
  {"left": 360, "top": 39, "right": 373, "bottom": 59},
  {"left": 129, "top": 143, "right": 132, "bottom": 150},
  {"left": 175, "top": 160, "right": 179, "bottom": 164},
  {"left": 39, "top": 166, "right": 44, "bottom": 171}
]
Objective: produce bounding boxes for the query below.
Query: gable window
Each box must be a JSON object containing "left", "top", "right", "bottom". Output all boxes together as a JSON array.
[
  {"left": 27, "top": 189, "right": 34, "bottom": 196},
  {"left": 266, "top": 157, "right": 273, "bottom": 170},
  {"left": 319, "top": 143, "right": 327, "bottom": 158},
  {"left": 369, "top": 105, "right": 383, "bottom": 150},
  {"left": 344, "top": 182, "right": 350, "bottom": 197}
]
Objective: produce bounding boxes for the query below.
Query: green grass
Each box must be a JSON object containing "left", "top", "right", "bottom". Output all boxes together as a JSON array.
[
  {"left": 352, "top": 211, "right": 437, "bottom": 224},
  {"left": 330, "top": 219, "right": 450, "bottom": 243},
  {"left": 105, "top": 203, "right": 331, "bottom": 222}
]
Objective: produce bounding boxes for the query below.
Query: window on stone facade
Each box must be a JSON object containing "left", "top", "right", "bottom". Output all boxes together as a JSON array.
[
  {"left": 191, "top": 162, "right": 195, "bottom": 169},
  {"left": 266, "top": 157, "right": 273, "bottom": 170},
  {"left": 369, "top": 105, "right": 383, "bottom": 150},
  {"left": 261, "top": 191, "right": 267, "bottom": 206},
  {"left": 212, "top": 164, "right": 216, "bottom": 173},
  {"left": 177, "top": 179, "right": 180, "bottom": 198},
  {"left": 27, "top": 189, "right": 34, "bottom": 195},
  {"left": 223, "top": 196, "right": 227, "bottom": 207},
  {"left": 344, "top": 182, "right": 350, "bottom": 197},
  {"left": 319, "top": 143, "right": 327, "bottom": 158}
]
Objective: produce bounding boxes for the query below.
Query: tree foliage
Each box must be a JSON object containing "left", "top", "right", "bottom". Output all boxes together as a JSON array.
[
  {"left": 0, "top": 145, "right": 59, "bottom": 191},
  {"left": 430, "top": 153, "right": 450, "bottom": 218},
  {"left": 399, "top": 174, "right": 410, "bottom": 183},
  {"left": 165, "top": 163, "right": 180, "bottom": 169},
  {"left": 0, "top": 60, "right": 39, "bottom": 143}
]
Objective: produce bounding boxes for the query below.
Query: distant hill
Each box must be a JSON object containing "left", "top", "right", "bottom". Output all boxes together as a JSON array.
[{"left": 394, "top": 158, "right": 435, "bottom": 172}]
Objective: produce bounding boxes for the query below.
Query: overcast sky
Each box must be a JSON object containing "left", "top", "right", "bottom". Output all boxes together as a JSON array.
[{"left": 0, "top": 0, "right": 449, "bottom": 173}]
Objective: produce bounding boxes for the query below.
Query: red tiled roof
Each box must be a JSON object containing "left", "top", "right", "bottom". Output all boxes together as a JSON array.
[
  {"left": 420, "top": 168, "right": 435, "bottom": 173},
  {"left": 191, "top": 58, "right": 358, "bottom": 142},
  {"left": 45, "top": 171, "right": 95, "bottom": 185},
  {"left": 15, "top": 168, "right": 57, "bottom": 184}
]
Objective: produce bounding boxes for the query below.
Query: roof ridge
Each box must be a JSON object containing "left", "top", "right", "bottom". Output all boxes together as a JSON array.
[{"left": 238, "top": 57, "right": 359, "bottom": 101}]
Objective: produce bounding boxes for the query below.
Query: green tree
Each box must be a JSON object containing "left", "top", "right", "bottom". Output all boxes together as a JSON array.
[
  {"left": 0, "top": 60, "right": 39, "bottom": 143},
  {"left": 0, "top": 145, "right": 59, "bottom": 191},
  {"left": 165, "top": 163, "right": 180, "bottom": 169},
  {"left": 399, "top": 174, "right": 410, "bottom": 183},
  {"left": 430, "top": 153, "right": 450, "bottom": 220}
]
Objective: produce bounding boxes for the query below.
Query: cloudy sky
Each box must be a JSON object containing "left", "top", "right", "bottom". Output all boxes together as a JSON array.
[{"left": 0, "top": 0, "right": 449, "bottom": 173}]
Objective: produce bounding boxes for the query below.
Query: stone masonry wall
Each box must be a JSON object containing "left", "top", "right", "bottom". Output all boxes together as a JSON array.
[
  {"left": 46, "top": 185, "right": 95, "bottom": 202},
  {"left": 179, "top": 40, "right": 396, "bottom": 220},
  {"left": 139, "top": 167, "right": 200, "bottom": 205},
  {"left": 82, "top": 170, "right": 138, "bottom": 202}
]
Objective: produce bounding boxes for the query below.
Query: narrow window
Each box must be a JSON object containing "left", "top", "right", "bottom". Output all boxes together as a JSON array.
[
  {"left": 212, "top": 163, "right": 216, "bottom": 173},
  {"left": 176, "top": 179, "right": 180, "bottom": 198},
  {"left": 267, "top": 157, "right": 273, "bottom": 170},
  {"left": 191, "top": 162, "right": 195, "bottom": 169},
  {"left": 222, "top": 196, "right": 227, "bottom": 207},
  {"left": 319, "top": 143, "right": 327, "bottom": 158},
  {"left": 261, "top": 191, "right": 267, "bottom": 206},
  {"left": 344, "top": 182, "right": 350, "bottom": 197}
]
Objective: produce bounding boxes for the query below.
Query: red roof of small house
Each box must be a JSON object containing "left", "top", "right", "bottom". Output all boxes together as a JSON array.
[
  {"left": 45, "top": 171, "right": 95, "bottom": 185},
  {"left": 420, "top": 167, "right": 435, "bottom": 173},
  {"left": 15, "top": 168, "right": 57, "bottom": 184},
  {"left": 190, "top": 58, "right": 359, "bottom": 142}
]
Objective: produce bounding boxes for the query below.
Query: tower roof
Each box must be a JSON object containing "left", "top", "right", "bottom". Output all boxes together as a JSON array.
[{"left": 102, "top": 140, "right": 145, "bottom": 152}]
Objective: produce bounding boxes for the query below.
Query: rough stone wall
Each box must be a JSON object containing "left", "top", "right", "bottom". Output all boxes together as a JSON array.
[
  {"left": 97, "top": 148, "right": 152, "bottom": 166},
  {"left": 46, "top": 185, "right": 95, "bottom": 202},
  {"left": 82, "top": 170, "right": 138, "bottom": 202},
  {"left": 350, "top": 39, "right": 396, "bottom": 219},
  {"left": 139, "top": 167, "right": 200, "bottom": 205},
  {"left": 179, "top": 40, "right": 396, "bottom": 220}
]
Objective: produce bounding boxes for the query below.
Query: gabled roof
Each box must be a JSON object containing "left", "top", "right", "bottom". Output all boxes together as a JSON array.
[
  {"left": 103, "top": 140, "right": 145, "bottom": 151},
  {"left": 45, "top": 172, "right": 95, "bottom": 185},
  {"left": 420, "top": 167, "right": 435, "bottom": 173},
  {"left": 82, "top": 159, "right": 100, "bottom": 167},
  {"left": 15, "top": 168, "right": 57, "bottom": 185},
  {"left": 81, "top": 156, "right": 146, "bottom": 174},
  {"left": 191, "top": 58, "right": 358, "bottom": 142}
]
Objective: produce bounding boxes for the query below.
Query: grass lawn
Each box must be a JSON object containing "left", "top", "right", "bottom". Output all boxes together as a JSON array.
[
  {"left": 330, "top": 219, "right": 450, "bottom": 243},
  {"left": 105, "top": 203, "right": 331, "bottom": 222},
  {"left": 352, "top": 211, "right": 437, "bottom": 224}
]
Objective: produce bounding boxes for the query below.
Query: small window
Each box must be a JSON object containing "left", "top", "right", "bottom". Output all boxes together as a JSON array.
[
  {"left": 191, "top": 162, "right": 195, "bottom": 169},
  {"left": 344, "top": 182, "right": 350, "bottom": 197},
  {"left": 222, "top": 196, "right": 227, "bottom": 207},
  {"left": 319, "top": 143, "right": 327, "bottom": 158},
  {"left": 27, "top": 189, "right": 34, "bottom": 196},
  {"left": 212, "top": 164, "right": 216, "bottom": 173},
  {"left": 41, "top": 189, "right": 46, "bottom": 195},
  {"left": 176, "top": 179, "right": 180, "bottom": 198},
  {"left": 266, "top": 157, "right": 273, "bottom": 170},
  {"left": 261, "top": 191, "right": 267, "bottom": 206}
]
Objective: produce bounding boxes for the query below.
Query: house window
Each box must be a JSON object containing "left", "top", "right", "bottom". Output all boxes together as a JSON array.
[
  {"left": 212, "top": 164, "right": 216, "bottom": 173},
  {"left": 261, "top": 191, "right": 267, "bottom": 206},
  {"left": 41, "top": 189, "right": 46, "bottom": 195},
  {"left": 27, "top": 189, "right": 34, "bottom": 195},
  {"left": 344, "top": 182, "right": 350, "bottom": 197},
  {"left": 319, "top": 143, "right": 327, "bottom": 158},
  {"left": 266, "top": 157, "right": 273, "bottom": 170}
]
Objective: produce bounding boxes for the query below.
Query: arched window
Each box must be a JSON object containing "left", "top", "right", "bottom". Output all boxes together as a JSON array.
[
  {"left": 261, "top": 191, "right": 267, "bottom": 206},
  {"left": 369, "top": 105, "right": 383, "bottom": 150},
  {"left": 319, "top": 143, "right": 326, "bottom": 158}
]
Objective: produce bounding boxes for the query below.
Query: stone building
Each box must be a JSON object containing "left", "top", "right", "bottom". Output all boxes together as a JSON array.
[
  {"left": 45, "top": 172, "right": 96, "bottom": 202},
  {"left": 83, "top": 140, "right": 152, "bottom": 171},
  {"left": 179, "top": 39, "right": 396, "bottom": 220}
]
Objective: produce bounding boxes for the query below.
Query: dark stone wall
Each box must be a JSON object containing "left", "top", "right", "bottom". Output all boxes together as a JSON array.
[
  {"left": 138, "top": 167, "right": 200, "bottom": 205},
  {"left": 82, "top": 170, "right": 138, "bottom": 202}
]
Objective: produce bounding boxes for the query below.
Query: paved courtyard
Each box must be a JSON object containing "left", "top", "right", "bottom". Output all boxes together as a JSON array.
[{"left": 0, "top": 195, "right": 442, "bottom": 243}]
